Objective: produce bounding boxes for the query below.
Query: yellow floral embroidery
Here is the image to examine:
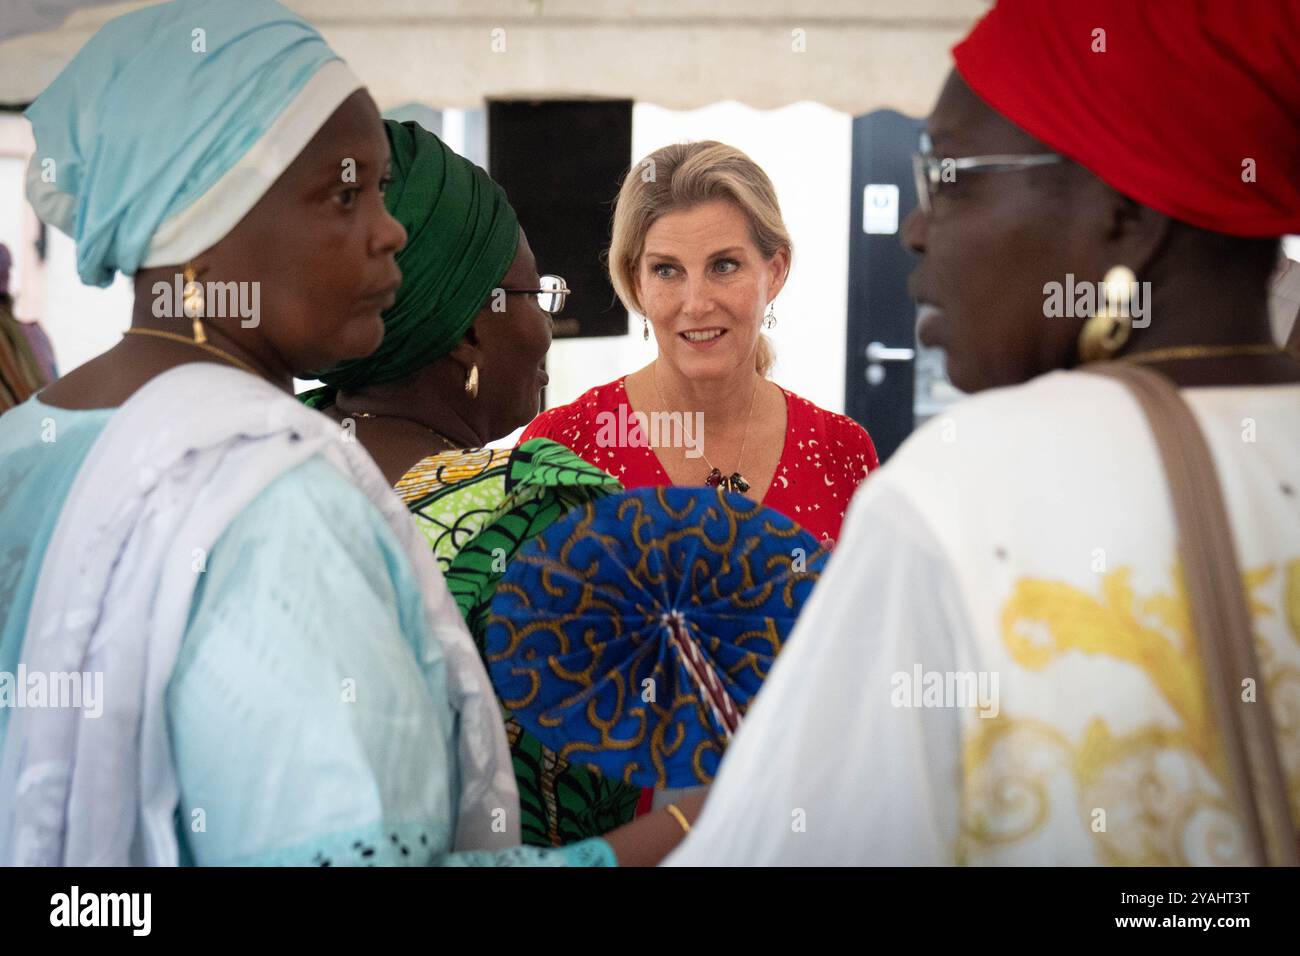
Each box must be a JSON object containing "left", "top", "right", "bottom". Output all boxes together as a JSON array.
[
  {"left": 960, "top": 561, "right": 1300, "bottom": 865},
  {"left": 1287, "top": 559, "right": 1300, "bottom": 647}
]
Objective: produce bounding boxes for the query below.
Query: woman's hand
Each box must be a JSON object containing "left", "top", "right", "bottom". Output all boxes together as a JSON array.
[{"left": 601, "top": 790, "right": 708, "bottom": 866}]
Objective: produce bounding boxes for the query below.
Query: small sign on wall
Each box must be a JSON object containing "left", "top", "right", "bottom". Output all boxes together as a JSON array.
[{"left": 863, "top": 184, "right": 900, "bottom": 235}]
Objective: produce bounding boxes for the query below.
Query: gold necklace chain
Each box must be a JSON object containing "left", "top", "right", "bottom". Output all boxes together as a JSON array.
[
  {"left": 1115, "top": 343, "right": 1292, "bottom": 365},
  {"left": 346, "top": 410, "right": 464, "bottom": 451},
  {"left": 650, "top": 360, "right": 761, "bottom": 490},
  {"left": 122, "top": 327, "right": 259, "bottom": 377}
]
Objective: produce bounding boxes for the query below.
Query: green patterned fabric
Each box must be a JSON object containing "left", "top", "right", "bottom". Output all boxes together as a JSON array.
[
  {"left": 396, "top": 438, "right": 641, "bottom": 846},
  {"left": 396, "top": 446, "right": 513, "bottom": 568},
  {"left": 446, "top": 439, "right": 623, "bottom": 642},
  {"left": 505, "top": 716, "right": 641, "bottom": 845}
]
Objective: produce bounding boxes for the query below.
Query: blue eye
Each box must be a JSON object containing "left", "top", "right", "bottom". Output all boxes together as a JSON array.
[
  {"left": 653, "top": 264, "right": 675, "bottom": 279},
  {"left": 714, "top": 259, "right": 739, "bottom": 274}
]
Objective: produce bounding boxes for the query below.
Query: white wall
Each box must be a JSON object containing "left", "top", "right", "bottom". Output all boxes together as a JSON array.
[
  {"left": 41, "top": 230, "right": 133, "bottom": 372},
  {"left": 1, "top": 112, "right": 133, "bottom": 375},
  {"left": 0, "top": 116, "right": 40, "bottom": 316},
  {"left": 541, "top": 100, "right": 853, "bottom": 418},
  {"left": 0, "top": 156, "right": 29, "bottom": 296}
]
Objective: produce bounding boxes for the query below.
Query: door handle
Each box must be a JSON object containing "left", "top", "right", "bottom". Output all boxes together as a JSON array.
[
  {"left": 865, "top": 342, "right": 916, "bottom": 363},
  {"left": 864, "top": 341, "right": 915, "bottom": 385}
]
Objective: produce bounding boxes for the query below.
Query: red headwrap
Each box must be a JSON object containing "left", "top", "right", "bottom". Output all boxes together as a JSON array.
[{"left": 953, "top": 0, "right": 1300, "bottom": 238}]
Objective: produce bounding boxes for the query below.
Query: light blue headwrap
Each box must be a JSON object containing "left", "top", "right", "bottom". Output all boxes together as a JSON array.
[{"left": 25, "top": 0, "right": 361, "bottom": 287}]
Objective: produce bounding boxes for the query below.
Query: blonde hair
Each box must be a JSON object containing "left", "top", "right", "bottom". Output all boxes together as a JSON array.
[{"left": 609, "top": 141, "right": 791, "bottom": 377}]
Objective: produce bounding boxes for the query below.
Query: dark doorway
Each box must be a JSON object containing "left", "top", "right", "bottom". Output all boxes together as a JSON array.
[
  {"left": 844, "top": 109, "right": 925, "bottom": 464},
  {"left": 487, "top": 98, "right": 633, "bottom": 342}
]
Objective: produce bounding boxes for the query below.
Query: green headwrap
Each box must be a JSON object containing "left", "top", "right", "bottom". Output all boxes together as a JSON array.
[{"left": 303, "top": 120, "right": 519, "bottom": 404}]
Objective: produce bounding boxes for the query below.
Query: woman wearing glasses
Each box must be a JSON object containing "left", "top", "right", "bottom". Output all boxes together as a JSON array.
[
  {"left": 521, "top": 141, "right": 878, "bottom": 550},
  {"left": 301, "top": 120, "right": 665, "bottom": 851},
  {"left": 668, "top": 0, "right": 1300, "bottom": 866},
  {"left": 1, "top": 1, "right": 704, "bottom": 868}
]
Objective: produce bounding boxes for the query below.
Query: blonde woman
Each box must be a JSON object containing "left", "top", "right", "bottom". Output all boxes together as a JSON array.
[{"left": 522, "top": 141, "right": 877, "bottom": 548}]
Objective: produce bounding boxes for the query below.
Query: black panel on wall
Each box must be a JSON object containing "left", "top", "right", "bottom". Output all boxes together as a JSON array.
[
  {"left": 487, "top": 98, "right": 633, "bottom": 339},
  {"left": 844, "top": 109, "right": 925, "bottom": 464}
]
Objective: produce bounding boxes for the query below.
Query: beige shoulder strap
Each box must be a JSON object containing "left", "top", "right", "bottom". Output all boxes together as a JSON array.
[{"left": 1084, "top": 363, "right": 1297, "bottom": 866}]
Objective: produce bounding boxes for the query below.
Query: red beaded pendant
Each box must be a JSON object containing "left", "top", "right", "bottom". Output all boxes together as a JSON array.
[{"left": 704, "top": 468, "right": 752, "bottom": 493}]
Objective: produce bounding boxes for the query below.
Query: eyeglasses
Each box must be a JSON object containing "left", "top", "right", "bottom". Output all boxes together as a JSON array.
[
  {"left": 911, "top": 131, "right": 1065, "bottom": 214},
  {"left": 501, "top": 274, "right": 570, "bottom": 314}
]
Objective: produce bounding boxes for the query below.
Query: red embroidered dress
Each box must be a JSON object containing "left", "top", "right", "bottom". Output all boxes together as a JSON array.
[{"left": 520, "top": 377, "right": 878, "bottom": 546}]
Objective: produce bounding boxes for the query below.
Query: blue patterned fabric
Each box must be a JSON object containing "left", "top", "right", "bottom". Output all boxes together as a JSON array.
[{"left": 485, "top": 486, "right": 829, "bottom": 789}]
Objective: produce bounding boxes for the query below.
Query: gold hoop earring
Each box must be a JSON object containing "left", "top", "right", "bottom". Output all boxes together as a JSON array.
[
  {"left": 643, "top": 317, "right": 650, "bottom": 342},
  {"left": 465, "top": 363, "right": 480, "bottom": 398},
  {"left": 182, "top": 263, "right": 206, "bottom": 343},
  {"left": 1078, "top": 264, "right": 1136, "bottom": 363},
  {"left": 763, "top": 304, "right": 776, "bottom": 330}
]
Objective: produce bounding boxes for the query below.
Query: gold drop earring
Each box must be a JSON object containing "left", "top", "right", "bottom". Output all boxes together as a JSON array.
[
  {"left": 465, "top": 363, "right": 480, "bottom": 398},
  {"left": 1078, "top": 264, "right": 1136, "bottom": 363},
  {"left": 182, "top": 263, "right": 206, "bottom": 343}
]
